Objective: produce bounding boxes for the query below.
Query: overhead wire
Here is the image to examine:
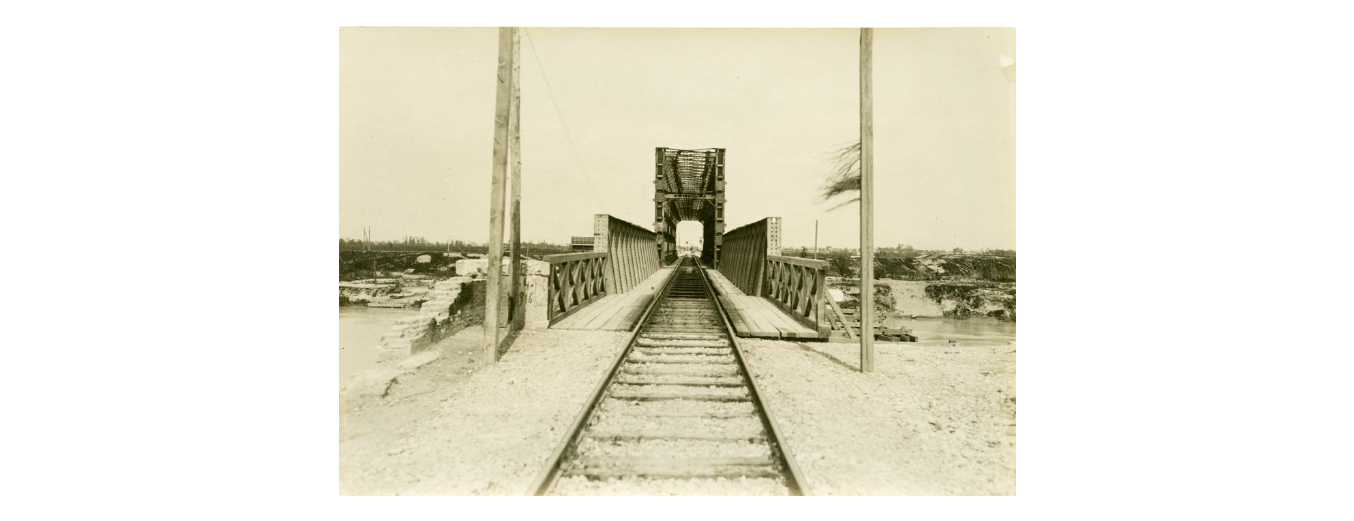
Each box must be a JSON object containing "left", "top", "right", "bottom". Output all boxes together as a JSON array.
[{"left": 522, "top": 28, "right": 609, "bottom": 214}]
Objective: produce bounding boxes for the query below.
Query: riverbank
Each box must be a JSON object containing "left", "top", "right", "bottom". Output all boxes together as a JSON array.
[
  {"left": 339, "top": 306, "right": 422, "bottom": 387},
  {"left": 339, "top": 275, "right": 445, "bottom": 308},
  {"left": 830, "top": 278, "right": 1016, "bottom": 322},
  {"left": 827, "top": 317, "right": 1015, "bottom": 346}
]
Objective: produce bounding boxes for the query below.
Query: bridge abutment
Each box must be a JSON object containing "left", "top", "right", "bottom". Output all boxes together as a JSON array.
[{"left": 373, "top": 259, "right": 551, "bottom": 363}]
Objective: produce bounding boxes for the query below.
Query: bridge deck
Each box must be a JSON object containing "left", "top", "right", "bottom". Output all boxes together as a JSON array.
[
  {"left": 552, "top": 267, "right": 676, "bottom": 331},
  {"left": 704, "top": 269, "right": 820, "bottom": 339}
]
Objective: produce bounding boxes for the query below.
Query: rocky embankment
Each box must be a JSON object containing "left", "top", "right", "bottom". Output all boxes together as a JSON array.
[
  {"left": 883, "top": 254, "right": 1014, "bottom": 281},
  {"left": 340, "top": 277, "right": 436, "bottom": 308},
  {"left": 830, "top": 279, "right": 1016, "bottom": 322},
  {"left": 923, "top": 282, "right": 1015, "bottom": 320},
  {"left": 354, "top": 257, "right": 555, "bottom": 365}
]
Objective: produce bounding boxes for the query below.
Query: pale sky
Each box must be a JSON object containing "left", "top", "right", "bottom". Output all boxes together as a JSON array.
[{"left": 340, "top": 27, "right": 1015, "bottom": 250}]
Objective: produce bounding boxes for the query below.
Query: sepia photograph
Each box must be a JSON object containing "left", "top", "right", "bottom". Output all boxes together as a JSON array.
[{"left": 339, "top": 26, "right": 1015, "bottom": 495}]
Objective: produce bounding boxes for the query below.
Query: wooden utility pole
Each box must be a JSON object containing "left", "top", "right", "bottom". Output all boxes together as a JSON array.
[
  {"left": 508, "top": 29, "right": 524, "bottom": 331},
  {"left": 485, "top": 27, "right": 515, "bottom": 362},
  {"left": 814, "top": 220, "right": 819, "bottom": 260},
  {"left": 859, "top": 28, "right": 876, "bottom": 373}
]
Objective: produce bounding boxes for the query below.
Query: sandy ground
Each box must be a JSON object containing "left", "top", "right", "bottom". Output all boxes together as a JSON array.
[
  {"left": 339, "top": 326, "right": 629, "bottom": 495},
  {"left": 340, "top": 324, "right": 1014, "bottom": 495},
  {"left": 740, "top": 338, "right": 1016, "bottom": 495}
]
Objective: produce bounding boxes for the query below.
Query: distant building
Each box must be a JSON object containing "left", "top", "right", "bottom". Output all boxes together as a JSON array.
[{"left": 570, "top": 236, "right": 594, "bottom": 252}]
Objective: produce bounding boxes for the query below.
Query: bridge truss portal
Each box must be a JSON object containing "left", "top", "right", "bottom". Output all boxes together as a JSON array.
[{"left": 654, "top": 147, "right": 725, "bottom": 266}]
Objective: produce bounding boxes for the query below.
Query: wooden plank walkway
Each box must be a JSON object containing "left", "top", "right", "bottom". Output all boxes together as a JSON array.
[
  {"left": 552, "top": 267, "right": 676, "bottom": 331},
  {"left": 705, "top": 268, "right": 744, "bottom": 296},
  {"left": 705, "top": 269, "right": 819, "bottom": 339}
]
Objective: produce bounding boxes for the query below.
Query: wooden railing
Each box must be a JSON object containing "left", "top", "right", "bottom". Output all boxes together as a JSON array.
[
  {"left": 594, "top": 214, "right": 660, "bottom": 294},
  {"left": 543, "top": 215, "right": 661, "bottom": 325},
  {"left": 718, "top": 217, "right": 781, "bottom": 295},
  {"left": 544, "top": 251, "right": 609, "bottom": 324},
  {"left": 763, "top": 254, "right": 831, "bottom": 337},
  {"left": 720, "top": 217, "right": 829, "bottom": 338}
]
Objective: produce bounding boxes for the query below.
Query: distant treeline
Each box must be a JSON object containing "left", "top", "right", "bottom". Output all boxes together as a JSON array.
[
  {"left": 788, "top": 246, "right": 1015, "bottom": 258},
  {"left": 784, "top": 247, "right": 1015, "bottom": 282},
  {"left": 339, "top": 237, "right": 572, "bottom": 255}
]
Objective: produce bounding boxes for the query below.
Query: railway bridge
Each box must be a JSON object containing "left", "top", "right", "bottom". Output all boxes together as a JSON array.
[
  {"left": 542, "top": 147, "right": 836, "bottom": 341},
  {"left": 529, "top": 148, "right": 833, "bottom": 494}
]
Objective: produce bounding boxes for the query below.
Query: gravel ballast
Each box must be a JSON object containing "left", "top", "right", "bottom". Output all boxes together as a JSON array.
[
  {"left": 341, "top": 303, "right": 1014, "bottom": 494},
  {"left": 339, "top": 327, "right": 630, "bottom": 495},
  {"left": 600, "top": 399, "right": 755, "bottom": 417},
  {"left": 740, "top": 338, "right": 1017, "bottom": 495}
]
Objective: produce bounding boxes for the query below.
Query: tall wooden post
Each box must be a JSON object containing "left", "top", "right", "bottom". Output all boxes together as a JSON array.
[
  {"left": 508, "top": 29, "right": 524, "bottom": 331},
  {"left": 485, "top": 27, "right": 515, "bottom": 361},
  {"left": 814, "top": 220, "right": 819, "bottom": 260},
  {"left": 859, "top": 28, "right": 876, "bottom": 373}
]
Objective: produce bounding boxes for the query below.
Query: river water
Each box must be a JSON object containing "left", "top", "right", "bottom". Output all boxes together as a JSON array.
[
  {"left": 339, "top": 306, "right": 420, "bottom": 388},
  {"left": 900, "top": 318, "right": 1016, "bottom": 345}
]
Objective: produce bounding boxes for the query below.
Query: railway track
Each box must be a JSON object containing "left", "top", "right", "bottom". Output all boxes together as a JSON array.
[{"left": 529, "top": 257, "right": 809, "bottom": 495}]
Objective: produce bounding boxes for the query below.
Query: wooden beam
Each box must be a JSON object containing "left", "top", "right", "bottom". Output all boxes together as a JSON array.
[
  {"left": 585, "top": 430, "right": 761, "bottom": 441},
  {"left": 753, "top": 221, "right": 765, "bottom": 296},
  {"left": 826, "top": 294, "right": 857, "bottom": 341},
  {"left": 484, "top": 27, "right": 514, "bottom": 362},
  {"left": 543, "top": 251, "right": 608, "bottom": 263},
  {"left": 508, "top": 28, "right": 524, "bottom": 331},
  {"left": 605, "top": 391, "right": 751, "bottom": 402},
  {"left": 564, "top": 467, "right": 780, "bottom": 480},
  {"left": 859, "top": 28, "right": 876, "bottom": 373},
  {"left": 607, "top": 410, "right": 758, "bottom": 419},
  {"left": 623, "top": 365, "right": 739, "bottom": 376},
  {"left": 575, "top": 456, "right": 775, "bottom": 468}
]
